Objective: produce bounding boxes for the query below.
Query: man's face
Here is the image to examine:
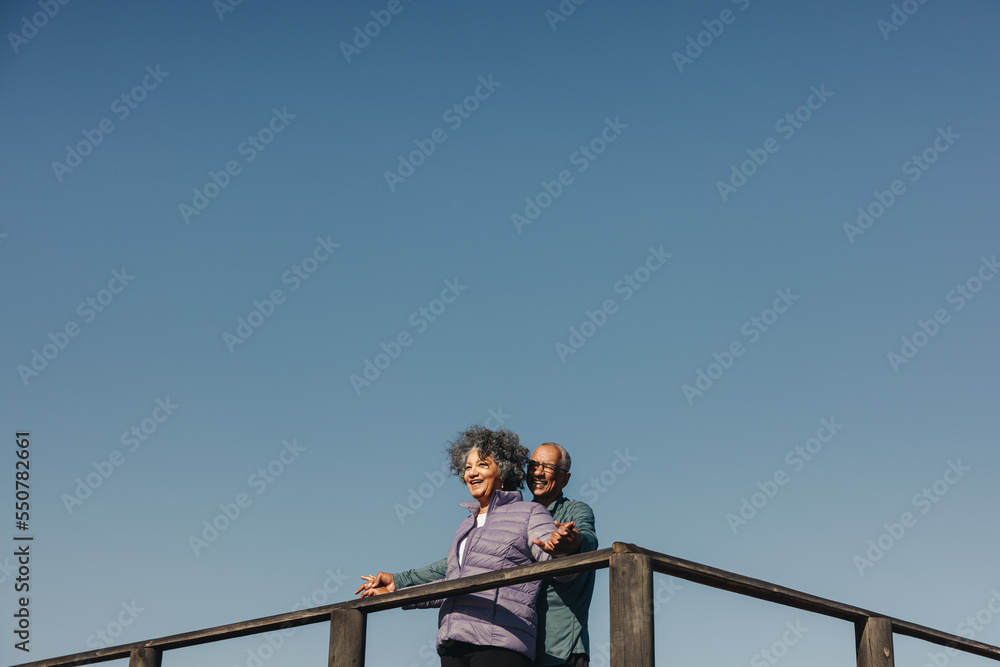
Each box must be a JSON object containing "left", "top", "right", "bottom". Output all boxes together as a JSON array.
[{"left": 528, "top": 444, "right": 569, "bottom": 504}]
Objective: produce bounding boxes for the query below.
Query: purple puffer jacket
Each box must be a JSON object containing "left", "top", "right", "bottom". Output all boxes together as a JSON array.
[{"left": 420, "top": 489, "right": 556, "bottom": 659}]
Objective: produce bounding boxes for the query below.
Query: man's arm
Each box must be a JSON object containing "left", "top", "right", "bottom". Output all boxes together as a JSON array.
[
  {"left": 534, "top": 500, "right": 597, "bottom": 556},
  {"left": 356, "top": 558, "right": 448, "bottom": 597},
  {"left": 566, "top": 500, "right": 597, "bottom": 553},
  {"left": 394, "top": 557, "right": 447, "bottom": 589},
  {"left": 543, "top": 501, "right": 596, "bottom": 581}
]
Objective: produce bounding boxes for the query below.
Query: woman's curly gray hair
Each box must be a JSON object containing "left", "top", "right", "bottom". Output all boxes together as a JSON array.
[{"left": 447, "top": 425, "right": 528, "bottom": 491}]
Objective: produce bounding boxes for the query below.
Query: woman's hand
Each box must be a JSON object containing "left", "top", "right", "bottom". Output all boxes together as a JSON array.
[
  {"left": 533, "top": 521, "right": 582, "bottom": 556},
  {"left": 355, "top": 571, "right": 396, "bottom": 597}
]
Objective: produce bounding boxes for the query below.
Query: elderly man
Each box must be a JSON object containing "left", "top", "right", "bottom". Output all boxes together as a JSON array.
[{"left": 358, "top": 442, "right": 597, "bottom": 667}]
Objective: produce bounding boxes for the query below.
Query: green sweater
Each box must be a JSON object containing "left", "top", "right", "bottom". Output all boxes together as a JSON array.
[{"left": 394, "top": 494, "right": 597, "bottom": 665}]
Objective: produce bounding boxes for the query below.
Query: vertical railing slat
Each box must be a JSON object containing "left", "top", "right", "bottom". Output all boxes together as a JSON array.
[
  {"left": 857, "top": 616, "right": 895, "bottom": 667},
  {"left": 610, "top": 543, "right": 654, "bottom": 667},
  {"left": 128, "top": 648, "right": 161, "bottom": 667},
  {"left": 329, "top": 608, "right": 366, "bottom": 667}
]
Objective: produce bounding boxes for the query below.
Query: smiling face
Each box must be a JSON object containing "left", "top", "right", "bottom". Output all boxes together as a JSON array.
[
  {"left": 527, "top": 444, "right": 570, "bottom": 507},
  {"left": 464, "top": 448, "right": 503, "bottom": 508}
]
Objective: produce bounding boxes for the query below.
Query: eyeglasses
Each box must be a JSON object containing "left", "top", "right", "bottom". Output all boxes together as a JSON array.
[{"left": 527, "top": 460, "right": 567, "bottom": 474}]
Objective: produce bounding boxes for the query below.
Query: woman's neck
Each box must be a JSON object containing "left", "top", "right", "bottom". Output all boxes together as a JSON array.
[{"left": 479, "top": 492, "right": 494, "bottom": 513}]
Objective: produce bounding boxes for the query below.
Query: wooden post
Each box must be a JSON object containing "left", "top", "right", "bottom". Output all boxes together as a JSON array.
[
  {"left": 610, "top": 542, "right": 654, "bottom": 667},
  {"left": 857, "top": 616, "right": 894, "bottom": 667},
  {"left": 329, "top": 608, "right": 366, "bottom": 667},
  {"left": 128, "top": 648, "right": 162, "bottom": 667}
]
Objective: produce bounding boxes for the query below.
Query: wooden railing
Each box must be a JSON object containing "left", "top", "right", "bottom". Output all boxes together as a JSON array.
[{"left": 14, "top": 542, "right": 1000, "bottom": 667}]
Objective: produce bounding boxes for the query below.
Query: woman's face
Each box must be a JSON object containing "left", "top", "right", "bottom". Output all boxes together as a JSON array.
[{"left": 464, "top": 448, "right": 502, "bottom": 505}]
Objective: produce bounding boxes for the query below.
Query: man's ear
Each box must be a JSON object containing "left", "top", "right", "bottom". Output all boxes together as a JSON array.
[{"left": 557, "top": 471, "right": 571, "bottom": 491}]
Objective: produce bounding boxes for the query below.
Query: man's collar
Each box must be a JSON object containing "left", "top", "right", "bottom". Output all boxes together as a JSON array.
[{"left": 541, "top": 492, "right": 566, "bottom": 512}]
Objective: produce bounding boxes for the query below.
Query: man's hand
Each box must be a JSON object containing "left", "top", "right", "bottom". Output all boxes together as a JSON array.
[
  {"left": 355, "top": 572, "right": 396, "bottom": 598},
  {"left": 533, "top": 521, "right": 582, "bottom": 556}
]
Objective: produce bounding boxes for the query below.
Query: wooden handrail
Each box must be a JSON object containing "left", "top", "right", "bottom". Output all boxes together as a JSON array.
[
  {"left": 643, "top": 545, "right": 1000, "bottom": 662},
  {"left": 12, "top": 548, "right": 612, "bottom": 667},
  {"left": 13, "top": 542, "right": 1000, "bottom": 667}
]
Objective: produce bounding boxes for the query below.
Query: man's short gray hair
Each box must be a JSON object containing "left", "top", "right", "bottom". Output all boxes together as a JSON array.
[{"left": 540, "top": 442, "right": 571, "bottom": 472}]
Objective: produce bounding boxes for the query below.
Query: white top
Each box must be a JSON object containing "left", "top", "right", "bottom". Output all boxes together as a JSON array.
[{"left": 458, "top": 512, "right": 487, "bottom": 566}]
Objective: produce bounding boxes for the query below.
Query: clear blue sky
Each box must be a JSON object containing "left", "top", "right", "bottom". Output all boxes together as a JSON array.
[{"left": 2, "top": 1, "right": 1000, "bottom": 666}]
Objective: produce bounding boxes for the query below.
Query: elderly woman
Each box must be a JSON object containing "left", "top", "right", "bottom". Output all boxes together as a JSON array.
[{"left": 413, "top": 426, "right": 558, "bottom": 666}]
